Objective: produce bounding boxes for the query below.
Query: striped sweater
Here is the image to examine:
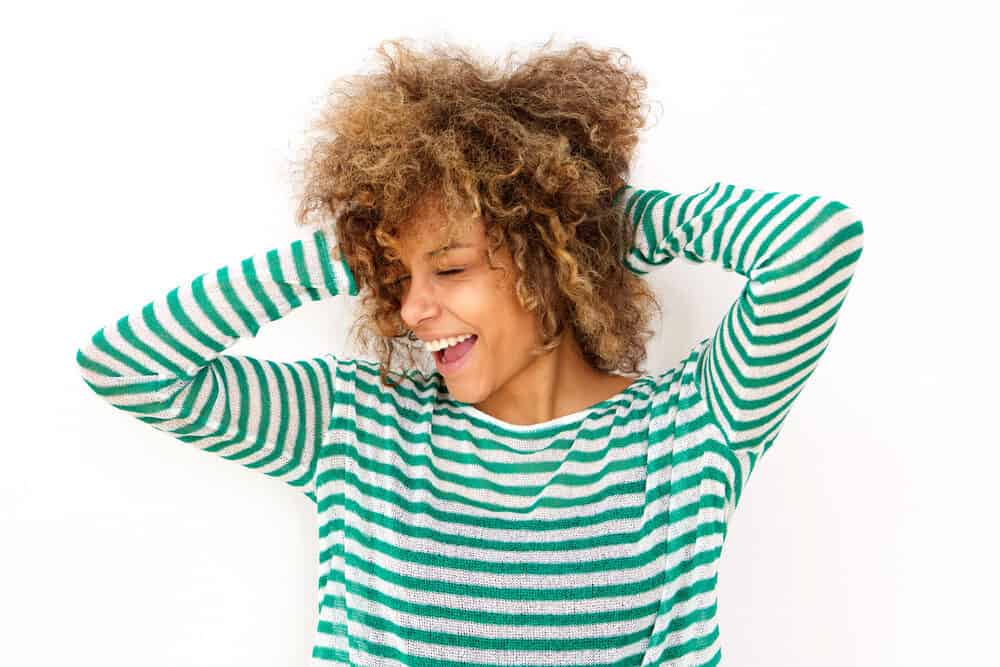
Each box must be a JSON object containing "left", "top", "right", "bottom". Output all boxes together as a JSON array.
[{"left": 75, "top": 180, "right": 865, "bottom": 666}]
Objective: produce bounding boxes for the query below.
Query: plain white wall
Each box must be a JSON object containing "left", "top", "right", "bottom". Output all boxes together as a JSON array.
[{"left": 2, "top": 0, "right": 996, "bottom": 665}]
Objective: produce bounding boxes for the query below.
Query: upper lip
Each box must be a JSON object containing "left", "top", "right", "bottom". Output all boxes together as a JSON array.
[{"left": 417, "top": 333, "right": 476, "bottom": 343}]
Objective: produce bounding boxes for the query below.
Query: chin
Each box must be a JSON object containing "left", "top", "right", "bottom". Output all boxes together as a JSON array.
[{"left": 444, "top": 378, "right": 486, "bottom": 403}]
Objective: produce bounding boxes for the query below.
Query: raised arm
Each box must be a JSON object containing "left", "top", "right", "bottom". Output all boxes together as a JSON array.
[
  {"left": 614, "top": 181, "right": 865, "bottom": 459},
  {"left": 74, "top": 227, "right": 359, "bottom": 503}
]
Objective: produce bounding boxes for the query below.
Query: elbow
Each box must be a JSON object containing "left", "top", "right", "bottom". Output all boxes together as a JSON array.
[{"left": 827, "top": 199, "right": 865, "bottom": 249}]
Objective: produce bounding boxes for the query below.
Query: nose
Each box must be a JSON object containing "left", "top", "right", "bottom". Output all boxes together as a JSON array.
[{"left": 399, "top": 274, "right": 441, "bottom": 331}]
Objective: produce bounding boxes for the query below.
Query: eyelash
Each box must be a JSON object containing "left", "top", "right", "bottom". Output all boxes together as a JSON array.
[{"left": 395, "top": 268, "right": 463, "bottom": 284}]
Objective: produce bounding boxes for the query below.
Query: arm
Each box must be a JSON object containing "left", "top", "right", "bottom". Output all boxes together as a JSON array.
[
  {"left": 614, "top": 181, "right": 865, "bottom": 457},
  {"left": 74, "top": 227, "right": 359, "bottom": 503}
]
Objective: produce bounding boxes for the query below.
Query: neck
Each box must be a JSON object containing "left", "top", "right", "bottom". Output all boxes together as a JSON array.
[{"left": 472, "top": 329, "right": 618, "bottom": 426}]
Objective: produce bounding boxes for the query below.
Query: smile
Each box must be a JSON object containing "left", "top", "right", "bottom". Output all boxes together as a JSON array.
[{"left": 434, "top": 335, "right": 478, "bottom": 376}]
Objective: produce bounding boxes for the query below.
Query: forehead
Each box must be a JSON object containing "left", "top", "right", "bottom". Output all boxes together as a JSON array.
[{"left": 397, "top": 200, "right": 484, "bottom": 262}]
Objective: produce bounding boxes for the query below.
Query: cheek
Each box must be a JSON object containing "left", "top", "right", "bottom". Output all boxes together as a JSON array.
[
  {"left": 491, "top": 284, "right": 537, "bottom": 341},
  {"left": 464, "top": 283, "right": 506, "bottom": 321}
]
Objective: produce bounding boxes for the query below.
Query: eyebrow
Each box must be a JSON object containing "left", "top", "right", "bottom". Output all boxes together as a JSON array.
[{"left": 425, "top": 242, "right": 472, "bottom": 258}]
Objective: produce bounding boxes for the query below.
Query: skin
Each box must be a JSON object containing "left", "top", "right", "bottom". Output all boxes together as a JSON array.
[{"left": 396, "top": 195, "right": 636, "bottom": 426}]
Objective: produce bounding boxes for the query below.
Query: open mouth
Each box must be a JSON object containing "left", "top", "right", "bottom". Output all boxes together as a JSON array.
[{"left": 434, "top": 335, "right": 478, "bottom": 373}]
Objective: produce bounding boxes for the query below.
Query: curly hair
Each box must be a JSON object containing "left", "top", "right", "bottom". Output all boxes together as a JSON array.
[{"left": 292, "top": 36, "right": 663, "bottom": 389}]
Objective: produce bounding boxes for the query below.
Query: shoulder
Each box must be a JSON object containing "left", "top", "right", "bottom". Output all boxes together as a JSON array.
[{"left": 346, "top": 357, "right": 440, "bottom": 411}]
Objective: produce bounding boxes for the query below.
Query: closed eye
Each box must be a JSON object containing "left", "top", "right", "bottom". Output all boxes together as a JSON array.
[{"left": 392, "top": 268, "right": 463, "bottom": 285}]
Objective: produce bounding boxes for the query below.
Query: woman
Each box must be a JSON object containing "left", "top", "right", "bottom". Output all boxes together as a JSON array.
[{"left": 76, "top": 38, "right": 864, "bottom": 666}]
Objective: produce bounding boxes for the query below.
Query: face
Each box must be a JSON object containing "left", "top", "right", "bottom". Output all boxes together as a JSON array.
[{"left": 395, "top": 201, "right": 543, "bottom": 403}]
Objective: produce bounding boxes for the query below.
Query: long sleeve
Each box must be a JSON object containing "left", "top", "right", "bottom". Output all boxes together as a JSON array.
[
  {"left": 614, "top": 180, "right": 864, "bottom": 460},
  {"left": 75, "top": 227, "right": 359, "bottom": 503}
]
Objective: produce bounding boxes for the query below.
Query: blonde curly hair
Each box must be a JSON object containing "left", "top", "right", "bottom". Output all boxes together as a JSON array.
[{"left": 292, "top": 36, "right": 663, "bottom": 389}]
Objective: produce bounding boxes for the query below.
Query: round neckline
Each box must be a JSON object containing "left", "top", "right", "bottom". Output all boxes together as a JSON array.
[{"left": 443, "top": 374, "right": 654, "bottom": 433}]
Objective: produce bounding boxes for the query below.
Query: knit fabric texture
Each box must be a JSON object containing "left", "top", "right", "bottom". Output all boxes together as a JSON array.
[{"left": 76, "top": 180, "right": 865, "bottom": 666}]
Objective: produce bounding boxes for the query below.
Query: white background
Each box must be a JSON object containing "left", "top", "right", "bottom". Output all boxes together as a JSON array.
[{"left": 2, "top": 1, "right": 996, "bottom": 665}]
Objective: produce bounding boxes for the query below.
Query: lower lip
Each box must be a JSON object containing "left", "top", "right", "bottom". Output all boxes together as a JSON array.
[{"left": 434, "top": 336, "right": 478, "bottom": 376}]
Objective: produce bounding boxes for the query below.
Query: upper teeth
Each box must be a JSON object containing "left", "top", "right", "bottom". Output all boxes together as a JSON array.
[{"left": 424, "top": 333, "right": 474, "bottom": 351}]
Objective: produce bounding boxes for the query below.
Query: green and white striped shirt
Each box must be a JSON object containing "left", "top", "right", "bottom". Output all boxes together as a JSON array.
[{"left": 76, "top": 180, "right": 865, "bottom": 666}]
